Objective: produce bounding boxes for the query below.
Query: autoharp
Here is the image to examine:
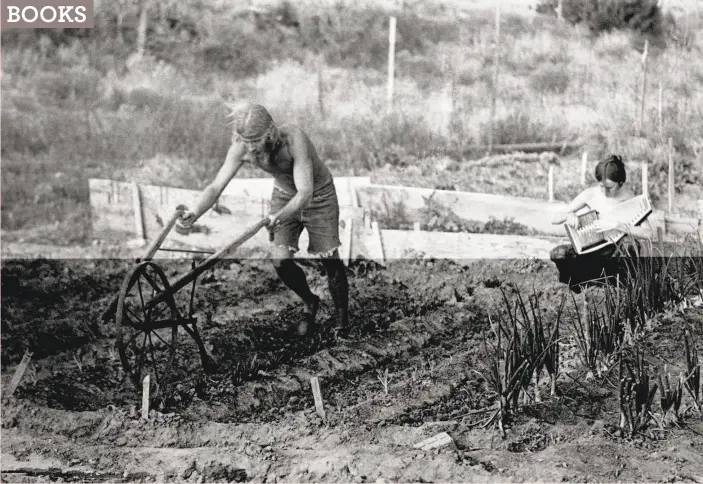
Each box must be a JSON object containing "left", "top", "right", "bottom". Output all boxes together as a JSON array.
[{"left": 564, "top": 195, "right": 653, "bottom": 255}]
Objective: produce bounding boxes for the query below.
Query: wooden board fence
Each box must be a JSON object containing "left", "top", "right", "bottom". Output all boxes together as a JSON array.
[
  {"left": 355, "top": 183, "right": 569, "bottom": 236},
  {"left": 381, "top": 231, "right": 561, "bottom": 260},
  {"left": 89, "top": 177, "right": 371, "bottom": 262},
  {"left": 88, "top": 178, "right": 702, "bottom": 263}
]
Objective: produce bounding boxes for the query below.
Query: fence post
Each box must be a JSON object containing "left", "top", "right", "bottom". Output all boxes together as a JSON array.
[
  {"left": 638, "top": 39, "right": 649, "bottom": 136},
  {"left": 658, "top": 82, "right": 663, "bottom": 137},
  {"left": 387, "top": 16, "right": 397, "bottom": 114},
  {"left": 548, "top": 166, "right": 555, "bottom": 202},
  {"left": 641, "top": 162, "right": 648, "bottom": 198},
  {"left": 487, "top": 4, "right": 500, "bottom": 155},
  {"left": 668, "top": 138, "right": 675, "bottom": 214},
  {"left": 580, "top": 151, "right": 588, "bottom": 186},
  {"left": 317, "top": 60, "right": 325, "bottom": 119}
]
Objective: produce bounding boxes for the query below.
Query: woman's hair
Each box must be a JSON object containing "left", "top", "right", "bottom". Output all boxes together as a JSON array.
[
  {"left": 594, "top": 154, "right": 626, "bottom": 184},
  {"left": 226, "top": 101, "right": 281, "bottom": 148}
]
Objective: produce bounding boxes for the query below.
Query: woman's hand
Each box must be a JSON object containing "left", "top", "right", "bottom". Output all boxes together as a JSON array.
[
  {"left": 592, "top": 218, "right": 620, "bottom": 233},
  {"left": 553, "top": 212, "right": 579, "bottom": 227}
]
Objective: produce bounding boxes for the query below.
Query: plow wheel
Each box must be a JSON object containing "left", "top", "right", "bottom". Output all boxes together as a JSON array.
[{"left": 116, "top": 261, "right": 179, "bottom": 397}]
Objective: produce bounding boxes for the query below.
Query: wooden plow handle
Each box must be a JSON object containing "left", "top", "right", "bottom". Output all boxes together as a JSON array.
[
  {"left": 142, "top": 206, "right": 187, "bottom": 262},
  {"left": 101, "top": 216, "right": 270, "bottom": 322}
]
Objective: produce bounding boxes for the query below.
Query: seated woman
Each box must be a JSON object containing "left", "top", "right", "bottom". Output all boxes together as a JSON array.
[{"left": 550, "top": 154, "right": 655, "bottom": 290}]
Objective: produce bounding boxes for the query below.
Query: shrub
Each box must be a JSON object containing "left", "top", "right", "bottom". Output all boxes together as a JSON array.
[
  {"left": 479, "top": 109, "right": 566, "bottom": 146},
  {"left": 529, "top": 62, "right": 571, "bottom": 95},
  {"left": 536, "top": 0, "right": 665, "bottom": 39}
]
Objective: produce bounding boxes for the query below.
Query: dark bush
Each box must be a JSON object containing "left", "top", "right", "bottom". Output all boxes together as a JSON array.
[{"left": 536, "top": 0, "right": 665, "bottom": 38}]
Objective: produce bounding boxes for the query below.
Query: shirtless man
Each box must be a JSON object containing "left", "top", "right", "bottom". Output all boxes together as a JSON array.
[
  {"left": 550, "top": 154, "right": 654, "bottom": 287},
  {"left": 177, "top": 102, "right": 349, "bottom": 335}
]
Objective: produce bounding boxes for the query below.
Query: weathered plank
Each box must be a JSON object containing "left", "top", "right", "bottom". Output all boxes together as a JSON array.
[
  {"left": 664, "top": 214, "right": 703, "bottom": 239},
  {"left": 350, "top": 220, "right": 386, "bottom": 263},
  {"left": 356, "top": 184, "right": 569, "bottom": 236},
  {"left": 380, "top": 230, "right": 562, "bottom": 260},
  {"left": 89, "top": 177, "right": 370, "bottom": 260},
  {"left": 89, "top": 179, "right": 139, "bottom": 240},
  {"left": 220, "top": 176, "right": 370, "bottom": 208},
  {"left": 87, "top": 178, "right": 702, "bottom": 263}
]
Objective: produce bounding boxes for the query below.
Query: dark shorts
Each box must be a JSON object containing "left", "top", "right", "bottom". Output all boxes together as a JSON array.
[
  {"left": 550, "top": 236, "right": 642, "bottom": 290},
  {"left": 270, "top": 181, "right": 341, "bottom": 256}
]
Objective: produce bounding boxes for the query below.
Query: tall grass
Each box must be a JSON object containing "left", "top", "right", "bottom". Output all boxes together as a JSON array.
[{"left": 1, "top": 1, "right": 702, "bottom": 236}]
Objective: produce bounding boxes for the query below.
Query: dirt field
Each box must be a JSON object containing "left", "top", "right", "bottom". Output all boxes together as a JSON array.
[{"left": 2, "top": 252, "right": 703, "bottom": 483}]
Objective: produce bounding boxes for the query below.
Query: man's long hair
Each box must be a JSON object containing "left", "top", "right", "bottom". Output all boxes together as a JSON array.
[{"left": 226, "top": 101, "right": 281, "bottom": 149}]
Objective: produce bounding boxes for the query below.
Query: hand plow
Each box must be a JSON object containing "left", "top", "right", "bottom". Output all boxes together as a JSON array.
[{"left": 100, "top": 207, "right": 270, "bottom": 398}]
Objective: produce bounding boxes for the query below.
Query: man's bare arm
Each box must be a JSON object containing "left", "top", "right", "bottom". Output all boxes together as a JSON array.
[
  {"left": 273, "top": 127, "right": 314, "bottom": 222},
  {"left": 191, "top": 143, "right": 245, "bottom": 219}
]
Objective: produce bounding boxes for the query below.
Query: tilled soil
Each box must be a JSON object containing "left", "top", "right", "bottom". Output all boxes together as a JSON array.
[{"left": 2, "top": 255, "right": 703, "bottom": 482}]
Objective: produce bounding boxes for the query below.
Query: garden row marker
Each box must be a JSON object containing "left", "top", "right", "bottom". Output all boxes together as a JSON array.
[
  {"left": 580, "top": 152, "right": 588, "bottom": 186},
  {"left": 387, "top": 16, "right": 396, "bottom": 113},
  {"left": 641, "top": 162, "right": 648, "bottom": 198},
  {"left": 668, "top": 138, "right": 675, "bottom": 214},
  {"left": 3, "top": 350, "right": 33, "bottom": 401},
  {"left": 487, "top": 4, "right": 501, "bottom": 154},
  {"left": 548, "top": 166, "right": 554, "bottom": 202},
  {"left": 310, "top": 376, "right": 326, "bottom": 420},
  {"left": 142, "top": 375, "right": 150, "bottom": 420}
]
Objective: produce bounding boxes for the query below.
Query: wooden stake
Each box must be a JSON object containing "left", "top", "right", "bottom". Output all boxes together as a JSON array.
[
  {"left": 413, "top": 221, "right": 421, "bottom": 231},
  {"left": 548, "top": 165, "right": 555, "bottom": 202},
  {"left": 580, "top": 152, "right": 588, "bottom": 186},
  {"left": 488, "top": 4, "right": 500, "bottom": 155},
  {"left": 658, "top": 82, "right": 663, "bottom": 137},
  {"left": 142, "top": 375, "right": 150, "bottom": 419},
  {"left": 341, "top": 217, "right": 353, "bottom": 266},
  {"left": 557, "top": 0, "right": 563, "bottom": 20},
  {"left": 4, "top": 350, "right": 33, "bottom": 401},
  {"left": 132, "top": 182, "right": 145, "bottom": 242},
  {"left": 317, "top": 62, "right": 325, "bottom": 119},
  {"left": 668, "top": 138, "right": 675, "bottom": 214},
  {"left": 638, "top": 39, "right": 649, "bottom": 136},
  {"left": 387, "top": 16, "right": 397, "bottom": 114},
  {"left": 310, "top": 376, "right": 326, "bottom": 420},
  {"left": 641, "top": 162, "right": 648, "bottom": 198},
  {"left": 136, "top": 0, "right": 149, "bottom": 58},
  {"left": 657, "top": 226, "right": 665, "bottom": 254}
]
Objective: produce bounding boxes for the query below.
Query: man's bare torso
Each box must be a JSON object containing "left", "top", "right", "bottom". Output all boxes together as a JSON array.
[{"left": 241, "top": 126, "right": 333, "bottom": 195}]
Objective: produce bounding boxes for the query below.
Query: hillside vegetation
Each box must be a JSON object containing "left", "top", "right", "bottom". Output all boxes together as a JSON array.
[{"left": 1, "top": 0, "right": 702, "bottom": 243}]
